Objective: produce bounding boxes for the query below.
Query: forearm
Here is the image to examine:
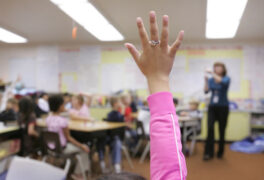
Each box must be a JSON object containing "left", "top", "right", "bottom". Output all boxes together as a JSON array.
[
  {"left": 70, "top": 114, "right": 91, "bottom": 121},
  {"left": 28, "top": 124, "right": 39, "bottom": 137},
  {"left": 212, "top": 73, "right": 222, "bottom": 83},
  {"left": 204, "top": 80, "right": 209, "bottom": 93},
  {"left": 67, "top": 136, "right": 83, "bottom": 149},
  {"left": 148, "top": 92, "right": 187, "bottom": 179}
]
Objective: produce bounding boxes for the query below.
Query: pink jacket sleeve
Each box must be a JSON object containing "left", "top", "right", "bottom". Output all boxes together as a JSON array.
[{"left": 147, "top": 92, "right": 187, "bottom": 180}]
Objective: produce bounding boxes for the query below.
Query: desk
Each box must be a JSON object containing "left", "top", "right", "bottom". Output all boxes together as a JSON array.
[
  {"left": 178, "top": 116, "right": 200, "bottom": 155},
  {"left": 0, "top": 127, "right": 19, "bottom": 135},
  {"left": 200, "top": 111, "right": 250, "bottom": 141},
  {"left": 37, "top": 120, "right": 126, "bottom": 132},
  {"left": 0, "top": 126, "right": 20, "bottom": 142},
  {"left": 0, "top": 126, "right": 21, "bottom": 162}
]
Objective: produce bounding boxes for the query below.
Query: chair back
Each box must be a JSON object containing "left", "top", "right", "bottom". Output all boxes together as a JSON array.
[
  {"left": 6, "top": 156, "right": 67, "bottom": 180},
  {"left": 137, "top": 109, "right": 150, "bottom": 135},
  {"left": 42, "top": 131, "right": 62, "bottom": 156},
  {"left": 135, "top": 120, "right": 146, "bottom": 138}
]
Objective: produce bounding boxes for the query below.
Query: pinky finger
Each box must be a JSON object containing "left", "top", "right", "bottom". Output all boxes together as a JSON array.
[
  {"left": 169, "top": 30, "right": 184, "bottom": 58},
  {"left": 124, "top": 43, "right": 140, "bottom": 62}
]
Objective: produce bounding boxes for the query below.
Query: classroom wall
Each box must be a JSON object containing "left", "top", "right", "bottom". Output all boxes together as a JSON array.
[{"left": 0, "top": 44, "right": 264, "bottom": 99}]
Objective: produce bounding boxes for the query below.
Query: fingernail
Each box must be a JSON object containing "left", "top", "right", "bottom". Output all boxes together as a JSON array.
[
  {"left": 150, "top": 11, "right": 155, "bottom": 17},
  {"left": 163, "top": 15, "right": 169, "bottom": 21}
]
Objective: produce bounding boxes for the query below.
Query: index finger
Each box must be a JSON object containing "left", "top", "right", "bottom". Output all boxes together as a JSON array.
[{"left": 137, "top": 17, "right": 149, "bottom": 50}]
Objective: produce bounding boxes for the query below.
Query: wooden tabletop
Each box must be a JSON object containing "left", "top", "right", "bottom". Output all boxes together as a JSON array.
[
  {"left": 37, "top": 119, "right": 126, "bottom": 133},
  {"left": 0, "top": 126, "right": 19, "bottom": 135}
]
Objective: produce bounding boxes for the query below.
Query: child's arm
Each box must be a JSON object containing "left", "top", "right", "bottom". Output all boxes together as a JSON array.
[
  {"left": 63, "top": 127, "right": 89, "bottom": 153},
  {"left": 125, "top": 11, "right": 187, "bottom": 180},
  {"left": 70, "top": 113, "right": 92, "bottom": 122},
  {"left": 28, "top": 123, "right": 39, "bottom": 137}
]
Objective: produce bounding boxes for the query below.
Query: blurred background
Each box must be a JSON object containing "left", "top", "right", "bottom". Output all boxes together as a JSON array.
[{"left": 0, "top": 0, "right": 263, "bottom": 180}]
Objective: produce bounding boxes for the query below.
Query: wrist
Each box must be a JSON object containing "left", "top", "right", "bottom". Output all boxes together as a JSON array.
[{"left": 147, "top": 76, "right": 170, "bottom": 94}]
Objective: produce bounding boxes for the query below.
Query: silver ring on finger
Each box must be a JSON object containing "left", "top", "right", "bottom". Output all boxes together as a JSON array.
[{"left": 149, "top": 40, "right": 160, "bottom": 47}]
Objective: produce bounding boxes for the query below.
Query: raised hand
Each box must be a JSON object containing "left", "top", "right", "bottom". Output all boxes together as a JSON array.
[{"left": 125, "top": 11, "right": 184, "bottom": 94}]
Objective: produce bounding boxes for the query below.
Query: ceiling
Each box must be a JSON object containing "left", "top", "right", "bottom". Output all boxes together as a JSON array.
[{"left": 0, "top": 0, "right": 263, "bottom": 45}]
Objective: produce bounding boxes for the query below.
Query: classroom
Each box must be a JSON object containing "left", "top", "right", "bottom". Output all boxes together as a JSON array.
[{"left": 0, "top": 0, "right": 264, "bottom": 180}]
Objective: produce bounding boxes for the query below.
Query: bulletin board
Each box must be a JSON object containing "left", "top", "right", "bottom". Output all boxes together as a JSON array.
[
  {"left": 6, "top": 45, "right": 263, "bottom": 99},
  {"left": 100, "top": 47, "right": 255, "bottom": 99}
]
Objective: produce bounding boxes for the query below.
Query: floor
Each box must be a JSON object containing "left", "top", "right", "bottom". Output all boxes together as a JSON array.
[{"left": 120, "top": 142, "right": 264, "bottom": 180}]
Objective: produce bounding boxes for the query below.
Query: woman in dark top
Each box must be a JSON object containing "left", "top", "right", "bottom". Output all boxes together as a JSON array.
[
  {"left": 204, "top": 62, "right": 230, "bottom": 161},
  {"left": 18, "top": 97, "right": 39, "bottom": 155}
]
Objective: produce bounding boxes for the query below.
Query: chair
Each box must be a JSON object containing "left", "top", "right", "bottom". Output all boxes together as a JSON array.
[
  {"left": 103, "top": 118, "right": 134, "bottom": 169},
  {"left": 133, "top": 109, "right": 150, "bottom": 163},
  {"left": 185, "top": 118, "right": 202, "bottom": 155},
  {"left": 132, "top": 121, "right": 147, "bottom": 157},
  {"left": 42, "top": 131, "right": 88, "bottom": 180},
  {"left": 6, "top": 156, "right": 70, "bottom": 180}
]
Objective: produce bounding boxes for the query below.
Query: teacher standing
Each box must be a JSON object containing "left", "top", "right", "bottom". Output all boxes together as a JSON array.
[{"left": 203, "top": 62, "right": 230, "bottom": 161}]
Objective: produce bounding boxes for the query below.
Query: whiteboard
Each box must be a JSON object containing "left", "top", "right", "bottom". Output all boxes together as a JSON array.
[
  {"left": 36, "top": 46, "right": 59, "bottom": 92},
  {"left": 124, "top": 58, "right": 147, "bottom": 90},
  {"left": 58, "top": 46, "right": 100, "bottom": 93},
  {"left": 101, "top": 63, "right": 125, "bottom": 94},
  {"left": 8, "top": 58, "right": 36, "bottom": 88}
]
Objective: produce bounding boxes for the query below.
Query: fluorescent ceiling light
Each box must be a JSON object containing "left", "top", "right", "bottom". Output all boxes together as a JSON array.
[
  {"left": 206, "top": 0, "right": 248, "bottom": 39},
  {"left": 50, "top": 0, "right": 124, "bottom": 41},
  {"left": 0, "top": 27, "right": 27, "bottom": 43}
]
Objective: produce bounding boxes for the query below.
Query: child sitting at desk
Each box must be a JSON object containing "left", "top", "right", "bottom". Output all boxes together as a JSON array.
[
  {"left": 46, "top": 95, "right": 90, "bottom": 176},
  {"left": 179, "top": 100, "right": 203, "bottom": 142},
  {"left": 38, "top": 92, "right": 49, "bottom": 113},
  {"left": 98, "top": 96, "right": 124, "bottom": 174},
  {"left": 121, "top": 94, "right": 138, "bottom": 150},
  {"left": 63, "top": 92, "right": 72, "bottom": 110},
  {"left": 0, "top": 98, "right": 18, "bottom": 125},
  {"left": 18, "top": 97, "right": 39, "bottom": 156},
  {"left": 121, "top": 94, "right": 134, "bottom": 123},
  {"left": 69, "top": 94, "right": 93, "bottom": 121},
  {"left": 180, "top": 100, "right": 203, "bottom": 119}
]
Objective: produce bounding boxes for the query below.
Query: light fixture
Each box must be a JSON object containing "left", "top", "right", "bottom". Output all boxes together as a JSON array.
[
  {"left": 0, "top": 27, "right": 27, "bottom": 43},
  {"left": 50, "top": 0, "right": 124, "bottom": 41},
  {"left": 206, "top": 0, "right": 248, "bottom": 39}
]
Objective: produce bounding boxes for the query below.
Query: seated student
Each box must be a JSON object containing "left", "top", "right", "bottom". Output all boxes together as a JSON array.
[
  {"left": 129, "top": 93, "right": 138, "bottom": 113},
  {"left": 38, "top": 92, "right": 49, "bottom": 113},
  {"left": 0, "top": 98, "right": 18, "bottom": 124},
  {"left": 180, "top": 100, "right": 203, "bottom": 119},
  {"left": 69, "top": 94, "right": 93, "bottom": 121},
  {"left": 18, "top": 97, "right": 39, "bottom": 156},
  {"left": 98, "top": 96, "right": 124, "bottom": 174},
  {"left": 121, "top": 94, "right": 133, "bottom": 123},
  {"left": 46, "top": 95, "right": 90, "bottom": 176},
  {"left": 63, "top": 92, "right": 72, "bottom": 110},
  {"left": 120, "top": 94, "right": 138, "bottom": 150},
  {"left": 32, "top": 93, "right": 47, "bottom": 118}
]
